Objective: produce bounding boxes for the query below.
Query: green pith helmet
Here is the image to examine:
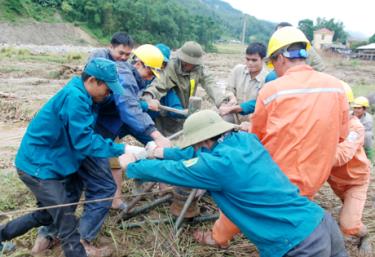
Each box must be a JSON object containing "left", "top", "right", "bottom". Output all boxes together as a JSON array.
[
  {"left": 179, "top": 110, "right": 235, "bottom": 148},
  {"left": 177, "top": 41, "right": 204, "bottom": 65}
]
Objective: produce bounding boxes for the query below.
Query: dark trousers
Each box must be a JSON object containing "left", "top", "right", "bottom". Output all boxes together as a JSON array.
[
  {"left": 0, "top": 170, "right": 86, "bottom": 257},
  {"left": 78, "top": 156, "right": 116, "bottom": 241},
  {"left": 284, "top": 212, "right": 348, "bottom": 257}
]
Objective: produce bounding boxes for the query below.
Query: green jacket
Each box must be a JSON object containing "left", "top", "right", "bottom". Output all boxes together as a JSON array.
[
  {"left": 144, "top": 58, "right": 225, "bottom": 135},
  {"left": 144, "top": 58, "right": 225, "bottom": 108}
]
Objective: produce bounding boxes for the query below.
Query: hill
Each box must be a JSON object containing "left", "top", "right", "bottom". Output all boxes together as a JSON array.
[{"left": 0, "top": 0, "right": 274, "bottom": 48}]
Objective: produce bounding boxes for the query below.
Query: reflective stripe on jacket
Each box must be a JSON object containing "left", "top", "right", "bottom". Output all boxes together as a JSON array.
[{"left": 251, "top": 64, "right": 349, "bottom": 198}]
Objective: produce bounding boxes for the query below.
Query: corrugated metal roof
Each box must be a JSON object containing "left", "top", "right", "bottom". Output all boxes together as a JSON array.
[{"left": 357, "top": 43, "right": 375, "bottom": 50}]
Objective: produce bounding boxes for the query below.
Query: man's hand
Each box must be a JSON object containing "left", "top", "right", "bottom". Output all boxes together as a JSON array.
[
  {"left": 125, "top": 145, "right": 148, "bottom": 160},
  {"left": 226, "top": 95, "right": 238, "bottom": 106},
  {"left": 219, "top": 105, "right": 236, "bottom": 116},
  {"left": 150, "top": 131, "right": 171, "bottom": 148},
  {"left": 118, "top": 153, "right": 136, "bottom": 170},
  {"left": 239, "top": 121, "right": 250, "bottom": 131},
  {"left": 142, "top": 93, "right": 160, "bottom": 111},
  {"left": 147, "top": 99, "right": 160, "bottom": 111},
  {"left": 145, "top": 141, "right": 165, "bottom": 159}
]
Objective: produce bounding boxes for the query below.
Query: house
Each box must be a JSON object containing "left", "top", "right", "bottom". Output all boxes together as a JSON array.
[
  {"left": 355, "top": 43, "right": 375, "bottom": 60},
  {"left": 313, "top": 28, "right": 334, "bottom": 49}
]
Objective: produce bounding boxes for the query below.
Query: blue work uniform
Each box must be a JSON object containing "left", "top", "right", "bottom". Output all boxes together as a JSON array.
[
  {"left": 15, "top": 76, "right": 124, "bottom": 179},
  {"left": 8, "top": 76, "right": 124, "bottom": 257},
  {"left": 127, "top": 132, "right": 325, "bottom": 257}
]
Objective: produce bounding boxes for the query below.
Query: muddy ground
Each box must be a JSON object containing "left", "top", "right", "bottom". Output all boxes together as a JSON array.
[{"left": 0, "top": 47, "right": 375, "bottom": 256}]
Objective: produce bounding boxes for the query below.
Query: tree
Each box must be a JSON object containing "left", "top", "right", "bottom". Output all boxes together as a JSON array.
[
  {"left": 298, "top": 19, "right": 314, "bottom": 41},
  {"left": 369, "top": 33, "right": 375, "bottom": 43},
  {"left": 315, "top": 17, "right": 348, "bottom": 43}
]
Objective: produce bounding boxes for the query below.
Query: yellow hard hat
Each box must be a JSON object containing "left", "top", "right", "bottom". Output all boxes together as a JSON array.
[
  {"left": 266, "top": 27, "right": 311, "bottom": 68},
  {"left": 133, "top": 44, "right": 164, "bottom": 78},
  {"left": 352, "top": 96, "right": 370, "bottom": 108},
  {"left": 340, "top": 80, "right": 354, "bottom": 103}
]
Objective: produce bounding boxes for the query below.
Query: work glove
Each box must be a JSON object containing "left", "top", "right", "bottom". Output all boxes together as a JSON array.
[
  {"left": 145, "top": 141, "right": 164, "bottom": 159},
  {"left": 125, "top": 145, "right": 148, "bottom": 160}
]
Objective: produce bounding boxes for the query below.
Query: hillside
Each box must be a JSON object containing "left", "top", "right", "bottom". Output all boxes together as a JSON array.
[{"left": 0, "top": 0, "right": 274, "bottom": 48}]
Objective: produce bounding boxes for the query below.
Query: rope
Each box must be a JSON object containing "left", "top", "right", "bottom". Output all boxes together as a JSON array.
[{"left": 0, "top": 187, "right": 174, "bottom": 217}]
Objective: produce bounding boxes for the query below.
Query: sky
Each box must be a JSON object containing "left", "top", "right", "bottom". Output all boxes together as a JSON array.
[{"left": 223, "top": 0, "right": 374, "bottom": 38}]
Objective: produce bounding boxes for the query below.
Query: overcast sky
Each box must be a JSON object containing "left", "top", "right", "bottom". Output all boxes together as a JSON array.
[{"left": 223, "top": 0, "right": 374, "bottom": 38}]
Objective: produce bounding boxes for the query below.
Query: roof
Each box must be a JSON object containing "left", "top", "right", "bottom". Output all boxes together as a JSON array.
[
  {"left": 357, "top": 43, "right": 375, "bottom": 50},
  {"left": 314, "top": 28, "right": 334, "bottom": 35}
]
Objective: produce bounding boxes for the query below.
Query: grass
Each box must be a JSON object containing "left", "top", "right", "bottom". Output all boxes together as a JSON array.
[
  {"left": 214, "top": 43, "right": 246, "bottom": 55},
  {"left": 0, "top": 47, "right": 86, "bottom": 64}
]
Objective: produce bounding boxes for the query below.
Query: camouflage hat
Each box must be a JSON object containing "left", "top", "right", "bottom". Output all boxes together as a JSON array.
[
  {"left": 177, "top": 41, "right": 204, "bottom": 65},
  {"left": 178, "top": 110, "right": 235, "bottom": 148}
]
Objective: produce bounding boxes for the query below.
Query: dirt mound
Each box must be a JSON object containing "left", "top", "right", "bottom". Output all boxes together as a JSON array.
[{"left": 0, "top": 22, "right": 98, "bottom": 46}]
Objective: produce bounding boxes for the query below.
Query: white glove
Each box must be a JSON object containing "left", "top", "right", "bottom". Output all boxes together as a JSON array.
[
  {"left": 145, "top": 141, "right": 157, "bottom": 158},
  {"left": 125, "top": 145, "right": 148, "bottom": 160}
]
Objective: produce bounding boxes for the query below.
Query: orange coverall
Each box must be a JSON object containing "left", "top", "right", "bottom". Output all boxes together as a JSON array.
[
  {"left": 328, "top": 115, "right": 370, "bottom": 236},
  {"left": 212, "top": 64, "right": 349, "bottom": 246}
]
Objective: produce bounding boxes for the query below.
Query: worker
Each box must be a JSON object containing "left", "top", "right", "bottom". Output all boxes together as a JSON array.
[
  {"left": 155, "top": 43, "right": 171, "bottom": 70},
  {"left": 265, "top": 22, "right": 326, "bottom": 82},
  {"left": 89, "top": 31, "right": 134, "bottom": 63},
  {"left": 352, "top": 96, "right": 373, "bottom": 161},
  {"left": 96, "top": 44, "right": 171, "bottom": 211},
  {"left": 31, "top": 45, "right": 169, "bottom": 255},
  {"left": 142, "top": 41, "right": 226, "bottom": 136},
  {"left": 328, "top": 82, "right": 372, "bottom": 254},
  {"left": 119, "top": 110, "right": 348, "bottom": 257},
  {"left": 0, "top": 58, "right": 146, "bottom": 257},
  {"left": 204, "top": 26, "right": 349, "bottom": 248},
  {"left": 218, "top": 42, "right": 267, "bottom": 130},
  {"left": 251, "top": 26, "right": 349, "bottom": 198},
  {"left": 219, "top": 42, "right": 268, "bottom": 122}
]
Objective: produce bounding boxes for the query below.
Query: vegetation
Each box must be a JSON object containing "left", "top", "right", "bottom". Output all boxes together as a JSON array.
[
  {"left": 369, "top": 33, "right": 375, "bottom": 43},
  {"left": 298, "top": 17, "right": 348, "bottom": 43},
  {"left": 0, "top": 0, "right": 274, "bottom": 50}
]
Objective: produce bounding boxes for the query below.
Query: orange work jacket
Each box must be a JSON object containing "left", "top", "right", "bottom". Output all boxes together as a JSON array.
[
  {"left": 251, "top": 64, "right": 349, "bottom": 198},
  {"left": 330, "top": 115, "right": 370, "bottom": 185}
]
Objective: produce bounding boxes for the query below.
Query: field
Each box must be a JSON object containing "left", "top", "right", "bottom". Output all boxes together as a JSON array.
[{"left": 0, "top": 45, "right": 374, "bottom": 257}]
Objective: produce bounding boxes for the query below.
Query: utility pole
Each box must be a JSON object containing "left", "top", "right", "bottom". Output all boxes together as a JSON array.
[{"left": 241, "top": 14, "right": 247, "bottom": 44}]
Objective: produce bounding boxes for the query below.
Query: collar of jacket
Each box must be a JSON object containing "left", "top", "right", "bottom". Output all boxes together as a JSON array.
[
  {"left": 130, "top": 64, "right": 147, "bottom": 91},
  {"left": 243, "top": 65, "right": 268, "bottom": 82},
  {"left": 72, "top": 76, "right": 93, "bottom": 106},
  {"left": 284, "top": 63, "right": 313, "bottom": 76}
]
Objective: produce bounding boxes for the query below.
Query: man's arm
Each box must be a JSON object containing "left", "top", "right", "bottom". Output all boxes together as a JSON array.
[
  {"left": 200, "top": 67, "right": 226, "bottom": 107},
  {"left": 127, "top": 155, "right": 222, "bottom": 191},
  {"left": 62, "top": 93, "right": 125, "bottom": 158},
  {"left": 334, "top": 119, "right": 365, "bottom": 167}
]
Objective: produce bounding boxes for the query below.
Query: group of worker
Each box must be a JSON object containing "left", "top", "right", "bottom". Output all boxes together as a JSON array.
[{"left": 0, "top": 21, "right": 373, "bottom": 257}]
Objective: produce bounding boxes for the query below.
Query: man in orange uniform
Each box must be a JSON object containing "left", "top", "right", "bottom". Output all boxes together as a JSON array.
[
  {"left": 208, "top": 27, "right": 349, "bottom": 248},
  {"left": 328, "top": 82, "right": 371, "bottom": 254}
]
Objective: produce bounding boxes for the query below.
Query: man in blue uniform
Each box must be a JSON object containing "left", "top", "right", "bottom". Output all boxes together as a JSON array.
[
  {"left": 120, "top": 110, "right": 348, "bottom": 257},
  {"left": 0, "top": 58, "right": 145, "bottom": 257}
]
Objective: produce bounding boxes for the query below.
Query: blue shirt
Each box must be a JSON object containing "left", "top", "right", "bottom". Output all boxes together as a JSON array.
[
  {"left": 96, "top": 62, "right": 156, "bottom": 137},
  {"left": 15, "top": 77, "right": 124, "bottom": 179},
  {"left": 127, "top": 132, "right": 324, "bottom": 257}
]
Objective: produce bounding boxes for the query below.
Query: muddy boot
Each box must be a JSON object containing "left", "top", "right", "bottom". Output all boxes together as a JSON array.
[
  {"left": 81, "top": 240, "right": 113, "bottom": 257},
  {"left": 358, "top": 234, "right": 372, "bottom": 257},
  {"left": 170, "top": 187, "right": 200, "bottom": 218},
  {"left": 31, "top": 235, "right": 59, "bottom": 255}
]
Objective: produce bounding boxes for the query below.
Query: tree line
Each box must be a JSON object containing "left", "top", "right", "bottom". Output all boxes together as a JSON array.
[{"left": 33, "top": 0, "right": 222, "bottom": 50}]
